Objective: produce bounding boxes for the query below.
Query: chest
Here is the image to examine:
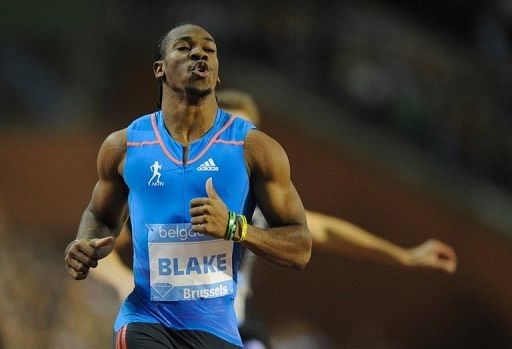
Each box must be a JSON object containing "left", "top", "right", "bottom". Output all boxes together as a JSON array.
[{"left": 124, "top": 142, "right": 250, "bottom": 210}]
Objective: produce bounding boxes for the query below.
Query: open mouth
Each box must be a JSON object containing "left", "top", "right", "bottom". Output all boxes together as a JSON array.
[{"left": 191, "top": 61, "right": 209, "bottom": 78}]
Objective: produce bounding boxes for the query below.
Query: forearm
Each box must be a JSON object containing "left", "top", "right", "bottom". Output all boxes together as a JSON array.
[
  {"left": 76, "top": 206, "right": 120, "bottom": 240},
  {"left": 330, "top": 225, "right": 410, "bottom": 266},
  {"left": 243, "top": 223, "right": 312, "bottom": 270},
  {"left": 73, "top": 206, "right": 121, "bottom": 258},
  {"left": 309, "top": 212, "right": 411, "bottom": 267}
]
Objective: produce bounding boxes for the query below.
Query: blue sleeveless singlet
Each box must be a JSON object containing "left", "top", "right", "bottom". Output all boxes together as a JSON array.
[{"left": 114, "top": 109, "right": 256, "bottom": 346}]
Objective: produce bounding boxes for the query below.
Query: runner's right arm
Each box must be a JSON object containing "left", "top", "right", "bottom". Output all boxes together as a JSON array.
[{"left": 65, "top": 129, "right": 129, "bottom": 280}]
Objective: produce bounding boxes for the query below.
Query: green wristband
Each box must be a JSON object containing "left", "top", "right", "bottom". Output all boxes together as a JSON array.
[
  {"left": 228, "top": 212, "right": 237, "bottom": 240},
  {"left": 225, "top": 211, "right": 236, "bottom": 240}
]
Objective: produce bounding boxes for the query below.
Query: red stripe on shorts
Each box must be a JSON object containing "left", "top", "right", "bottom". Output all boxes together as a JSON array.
[
  {"left": 121, "top": 325, "right": 127, "bottom": 349},
  {"left": 116, "top": 325, "right": 127, "bottom": 349}
]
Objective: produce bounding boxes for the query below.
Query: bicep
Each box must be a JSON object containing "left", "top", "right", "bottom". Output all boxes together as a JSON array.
[
  {"left": 248, "top": 132, "right": 306, "bottom": 227},
  {"left": 88, "top": 130, "right": 129, "bottom": 229}
]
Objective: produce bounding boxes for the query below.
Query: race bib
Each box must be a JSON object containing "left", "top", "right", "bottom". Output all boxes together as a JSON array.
[{"left": 147, "top": 223, "right": 234, "bottom": 301}]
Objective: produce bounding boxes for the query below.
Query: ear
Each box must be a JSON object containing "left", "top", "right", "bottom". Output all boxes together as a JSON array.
[{"left": 154, "top": 60, "right": 165, "bottom": 79}]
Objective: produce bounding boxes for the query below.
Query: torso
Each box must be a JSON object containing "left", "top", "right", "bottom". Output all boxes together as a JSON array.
[{"left": 113, "top": 109, "right": 255, "bottom": 347}]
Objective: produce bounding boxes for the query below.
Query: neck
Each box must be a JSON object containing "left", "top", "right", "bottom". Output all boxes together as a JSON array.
[{"left": 160, "top": 91, "right": 217, "bottom": 146}]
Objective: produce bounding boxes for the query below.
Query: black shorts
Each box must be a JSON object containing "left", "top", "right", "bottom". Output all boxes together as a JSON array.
[{"left": 114, "top": 322, "right": 241, "bottom": 349}]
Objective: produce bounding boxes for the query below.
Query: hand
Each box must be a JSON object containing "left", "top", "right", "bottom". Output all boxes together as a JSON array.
[
  {"left": 190, "top": 177, "right": 229, "bottom": 239},
  {"left": 64, "top": 236, "right": 114, "bottom": 280},
  {"left": 407, "top": 239, "right": 457, "bottom": 274}
]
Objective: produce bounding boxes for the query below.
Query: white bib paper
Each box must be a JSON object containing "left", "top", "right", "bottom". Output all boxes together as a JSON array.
[{"left": 147, "top": 223, "right": 234, "bottom": 301}]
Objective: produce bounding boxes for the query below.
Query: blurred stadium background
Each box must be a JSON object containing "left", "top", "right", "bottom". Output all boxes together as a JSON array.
[{"left": 1, "top": 0, "right": 512, "bottom": 348}]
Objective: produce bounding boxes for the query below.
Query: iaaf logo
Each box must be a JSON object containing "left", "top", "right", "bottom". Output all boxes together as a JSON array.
[
  {"left": 197, "top": 158, "right": 219, "bottom": 171},
  {"left": 148, "top": 161, "right": 165, "bottom": 186}
]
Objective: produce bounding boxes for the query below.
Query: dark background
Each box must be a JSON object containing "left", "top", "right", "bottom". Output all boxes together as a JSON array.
[{"left": 1, "top": 1, "right": 511, "bottom": 348}]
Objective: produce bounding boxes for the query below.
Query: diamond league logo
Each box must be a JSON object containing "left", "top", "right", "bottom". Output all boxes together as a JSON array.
[{"left": 152, "top": 282, "right": 174, "bottom": 297}]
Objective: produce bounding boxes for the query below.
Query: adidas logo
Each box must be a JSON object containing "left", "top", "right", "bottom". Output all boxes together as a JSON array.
[{"left": 197, "top": 158, "right": 219, "bottom": 171}]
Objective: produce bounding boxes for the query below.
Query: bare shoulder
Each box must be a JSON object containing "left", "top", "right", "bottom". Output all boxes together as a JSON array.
[
  {"left": 98, "top": 128, "right": 127, "bottom": 178},
  {"left": 102, "top": 129, "right": 127, "bottom": 151},
  {"left": 245, "top": 130, "right": 290, "bottom": 178}
]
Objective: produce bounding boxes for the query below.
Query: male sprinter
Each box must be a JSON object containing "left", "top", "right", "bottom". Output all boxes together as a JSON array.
[{"left": 64, "top": 24, "right": 312, "bottom": 349}]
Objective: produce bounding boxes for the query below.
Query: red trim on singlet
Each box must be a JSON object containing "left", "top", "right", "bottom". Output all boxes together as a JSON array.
[
  {"left": 150, "top": 113, "right": 182, "bottom": 165},
  {"left": 127, "top": 140, "right": 159, "bottom": 147},
  {"left": 188, "top": 115, "right": 237, "bottom": 164},
  {"left": 213, "top": 139, "right": 245, "bottom": 146},
  {"left": 150, "top": 112, "right": 239, "bottom": 165}
]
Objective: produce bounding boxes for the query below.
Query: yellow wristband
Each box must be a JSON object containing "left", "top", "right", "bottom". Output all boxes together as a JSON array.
[{"left": 235, "top": 214, "right": 248, "bottom": 243}]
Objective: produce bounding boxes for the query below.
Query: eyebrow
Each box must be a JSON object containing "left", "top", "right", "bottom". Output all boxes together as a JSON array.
[{"left": 175, "top": 36, "right": 215, "bottom": 43}]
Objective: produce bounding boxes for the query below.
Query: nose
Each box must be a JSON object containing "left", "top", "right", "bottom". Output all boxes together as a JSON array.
[{"left": 190, "top": 47, "right": 208, "bottom": 61}]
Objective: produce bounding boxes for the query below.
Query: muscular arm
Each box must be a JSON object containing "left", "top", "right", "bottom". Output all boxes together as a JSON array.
[
  {"left": 307, "top": 210, "right": 457, "bottom": 273},
  {"left": 243, "top": 130, "right": 312, "bottom": 270},
  {"left": 65, "top": 129, "right": 129, "bottom": 280}
]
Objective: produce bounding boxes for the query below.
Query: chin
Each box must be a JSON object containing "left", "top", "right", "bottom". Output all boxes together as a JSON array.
[{"left": 185, "top": 86, "right": 213, "bottom": 98}]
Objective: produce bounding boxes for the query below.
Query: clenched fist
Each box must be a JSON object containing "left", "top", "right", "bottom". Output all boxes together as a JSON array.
[
  {"left": 407, "top": 239, "right": 457, "bottom": 274},
  {"left": 64, "top": 236, "right": 114, "bottom": 280},
  {"left": 189, "top": 178, "right": 229, "bottom": 239}
]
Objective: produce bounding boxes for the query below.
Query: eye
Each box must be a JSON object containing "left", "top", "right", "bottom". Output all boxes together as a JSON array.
[
  {"left": 177, "top": 46, "right": 190, "bottom": 52},
  {"left": 204, "top": 48, "right": 216, "bottom": 53}
]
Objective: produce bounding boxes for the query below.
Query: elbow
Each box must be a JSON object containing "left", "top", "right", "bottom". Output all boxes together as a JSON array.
[
  {"left": 293, "top": 253, "right": 311, "bottom": 271},
  {"left": 293, "top": 232, "right": 313, "bottom": 271}
]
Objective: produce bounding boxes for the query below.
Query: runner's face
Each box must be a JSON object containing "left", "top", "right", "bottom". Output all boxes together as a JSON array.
[{"left": 159, "top": 25, "right": 219, "bottom": 96}]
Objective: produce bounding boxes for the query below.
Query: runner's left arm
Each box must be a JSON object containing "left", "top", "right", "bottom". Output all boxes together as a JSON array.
[
  {"left": 189, "top": 130, "right": 312, "bottom": 270},
  {"left": 232, "top": 130, "right": 312, "bottom": 269}
]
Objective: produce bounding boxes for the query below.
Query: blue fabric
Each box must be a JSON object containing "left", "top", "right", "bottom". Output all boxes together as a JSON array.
[{"left": 114, "top": 109, "right": 256, "bottom": 346}]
